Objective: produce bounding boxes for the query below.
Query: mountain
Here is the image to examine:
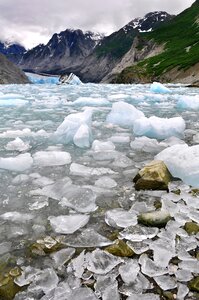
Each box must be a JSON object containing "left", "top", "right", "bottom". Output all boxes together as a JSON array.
[
  {"left": 0, "top": 53, "right": 29, "bottom": 84},
  {"left": 0, "top": 41, "right": 26, "bottom": 64},
  {"left": 19, "top": 29, "right": 103, "bottom": 74},
  {"left": 78, "top": 11, "right": 174, "bottom": 82},
  {"left": 114, "top": 0, "right": 199, "bottom": 84}
]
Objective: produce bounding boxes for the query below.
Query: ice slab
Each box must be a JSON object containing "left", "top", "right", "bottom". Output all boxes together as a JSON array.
[
  {"left": 154, "top": 275, "right": 177, "bottom": 290},
  {"left": 92, "top": 140, "right": 115, "bottom": 151},
  {"left": 130, "top": 136, "right": 167, "bottom": 154},
  {"left": 120, "top": 225, "right": 159, "bottom": 242},
  {"left": 0, "top": 153, "right": 33, "bottom": 172},
  {"left": 73, "top": 124, "right": 92, "bottom": 148},
  {"left": 51, "top": 248, "right": 75, "bottom": 268},
  {"left": 0, "top": 212, "right": 33, "bottom": 223},
  {"left": 70, "top": 163, "right": 116, "bottom": 177},
  {"left": 150, "top": 82, "right": 171, "bottom": 94},
  {"left": 106, "top": 101, "right": 144, "bottom": 128},
  {"left": 48, "top": 214, "right": 90, "bottom": 234},
  {"left": 95, "top": 176, "right": 117, "bottom": 189},
  {"left": 140, "top": 254, "right": 168, "bottom": 277},
  {"left": 0, "top": 128, "right": 49, "bottom": 139},
  {"left": 176, "top": 95, "right": 199, "bottom": 110},
  {"left": 33, "top": 151, "right": 71, "bottom": 166},
  {"left": 86, "top": 249, "right": 123, "bottom": 275},
  {"left": 156, "top": 144, "right": 199, "bottom": 187},
  {"left": 73, "top": 97, "right": 110, "bottom": 107},
  {"left": 119, "top": 260, "right": 140, "bottom": 284},
  {"left": 105, "top": 208, "right": 137, "bottom": 228},
  {"left": 133, "top": 116, "right": 185, "bottom": 139}
]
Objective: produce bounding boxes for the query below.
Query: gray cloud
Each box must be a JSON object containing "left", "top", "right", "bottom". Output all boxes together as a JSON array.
[{"left": 0, "top": 0, "right": 195, "bottom": 48}]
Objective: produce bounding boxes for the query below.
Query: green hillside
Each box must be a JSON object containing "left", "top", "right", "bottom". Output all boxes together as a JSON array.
[{"left": 116, "top": 0, "right": 199, "bottom": 82}]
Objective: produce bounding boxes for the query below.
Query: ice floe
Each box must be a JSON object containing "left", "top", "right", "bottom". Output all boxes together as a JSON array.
[
  {"left": 150, "top": 82, "right": 171, "bottom": 94},
  {"left": 0, "top": 153, "right": 33, "bottom": 171},
  {"left": 33, "top": 151, "right": 71, "bottom": 166}
]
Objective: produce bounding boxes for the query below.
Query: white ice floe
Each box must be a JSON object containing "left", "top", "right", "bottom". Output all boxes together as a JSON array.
[
  {"left": 48, "top": 214, "right": 90, "bottom": 234},
  {"left": 0, "top": 153, "right": 33, "bottom": 171},
  {"left": 133, "top": 116, "right": 186, "bottom": 139},
  {"left": 0, "top": 128, "right": 49, "bottom": 139},
  {"left": 106, "top": 101, "right": 144, "bottom": 128},
  {"left": 130, "top": 136, "right": 167, "bottom": 154},
  {"left": 73, "top": 97, "right": 110, "bottom": 107},
  {"left": 105, "top": 208, "right": 137, "bottom": 228},
  {"left": 150, "top": 82, "right": 171, "bottom": 94},
  {"left": 95, "top": 176, "right": 117, "bottom": 189},
  {"left": 0, "top": 211, "right": 33, "bottom": 223},
  {"left": 176, "top": 94, "right": 199, "bottom": 110},
  {"left": 5, "top": 137, "right": 30, "bottom": 152},
  {"left": 73, "top": 124, "right": 92, "bottom": 148},
  {"left": 0, "top": 98, "right": 28, "bottom": 106},
  {"left": 70, "top": 163, "right": 116, "bottom": 177},
  {"left": 156, "top": 144, "right": 199, "bottom": 187},
  {"left": 33, "top": 151, "right": 71, "bottom": 167},
  {"left": 86, "top": 249, "right": 123, "bottom": 275},
  {"left": 54, "top": 109, "right": 93, "bottom": 146},
  {"left": 109, "top": 134, "right": 130, "bottom": 144},
  {"left": 92, "top": 140, "right": 115, "bottom": 151}
]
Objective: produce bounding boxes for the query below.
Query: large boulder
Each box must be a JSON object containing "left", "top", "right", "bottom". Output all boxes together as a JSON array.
[{"left": 133, "top": 160, "right": 172, "bottom": 191}]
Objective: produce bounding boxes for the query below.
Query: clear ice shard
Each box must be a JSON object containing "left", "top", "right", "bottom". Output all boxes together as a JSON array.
[
  {"left": 140, "top": 254, "right": 168, "bottom": 277},
  {"left": 86, "top": 249, "right": 123, "bottom": 275},
  {"left": 119, "top": 225, "right": 159, "bottom": 242},
  {"left": 64, "top": 228, "right": 113, "bottom": 248},
  {"left": 119, "top": 260, "right": 140, "bottom": 284},
  {"left": 105, "top": 208, "right": 137, "bottom": 228},
  {"left": 51, "top": 248, "right": 75, "bottom": 268},
  {"left": 48, "top": 214, "right": 90, "bottom": 234},
  {"left": 59, "top": 186, "right": 97, "bottom": 213},
  {"left": 154, "top": 275, "right": 177, "bottom": 290}
]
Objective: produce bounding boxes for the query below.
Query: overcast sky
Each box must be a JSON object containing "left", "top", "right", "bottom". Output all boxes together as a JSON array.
[{"left": 0, "top": 0, "right": 195, "bottom": 49}]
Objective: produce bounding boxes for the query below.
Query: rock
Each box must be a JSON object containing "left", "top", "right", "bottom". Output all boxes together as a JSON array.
[
  {"left": 0, "top": 267, "right": 22, "bottom": 300},
  {"left": 30, "top": 236, "right": 64, "bottom": 256},
  {"left": 0, "top": 53, "right": 29, "bottom": 84},
  {"left": 188, "top": 277, "right": 199, "bottom": 292},
  {"left": 105, "top": 239, "right": 134, "bottom": 257},
  {"left": 184, "top": 222, "right": 199, "bottom": 235},
  {"left": 138, "top": 210, "right": 171, "bottom": 227},
  {"left": 133, "top": 160, "right": 172, "bottom": 191}
]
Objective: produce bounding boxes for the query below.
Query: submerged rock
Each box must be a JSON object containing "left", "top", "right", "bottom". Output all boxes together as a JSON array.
[
  {"left": 138, "top": 210, "right": 171, "bottom": 227},
  {"left": 133, "top": 160, "right": 172, "bottom": 191},
  {"left": 188, "top": 277, "right": 199, "bottom": 292},
  {"left": 105, "top": 239, "right": 134, "bottom": 257},
  {"left": 184, "top": 222, "right": 199, "bottom": 235},
  {"left": 0, "top": 267, "right": 22, "bottom": 300},
  {"left": 30, "top": 236, "right": 65, "bottom": 256}
]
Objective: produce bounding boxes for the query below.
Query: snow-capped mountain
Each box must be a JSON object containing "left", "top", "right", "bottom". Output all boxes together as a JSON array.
[
  {"left": 0, "top": 41, "right": 26, "bottom": 64},
  {"left": 19, "top": 29, "right": 104, "bottom": 74},
  {"left": 123, "top": 11, "right": 174, "bottom": 33}
]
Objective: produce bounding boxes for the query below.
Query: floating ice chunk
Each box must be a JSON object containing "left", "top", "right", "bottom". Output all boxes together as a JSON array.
[
  {"left": 33, "top": 177, "right": 72, "bottom": 200},
  {"left": 66, "top": 287, "right": 98, "bottom": 300},
  {"left": 150, "top": 82, "right": 171, "bottom": 94},
  {"left": 0, "top": 153, "right": 33, "bottom": 171},
  {"left": 65, "top": 228, "right": 113, "bottom": 248},
  {"left": 149, "top": 238, "right": 176, "bottom": 268},
  {"left": 86, "top": 249, "right": 123, "bottom": 275},
  {"left": 73, "top": 97, "right": 110, "bottom": 107},
  {"left": 92, "top": 140, "right": 115, "bottom": 151},
  {"left": 48, "top": 214, "right": 90, "bottom": 234},
  {"left": 156, "top": 144, "right": 199, "bottom": 187},
  {"left": 5, "top": 137, "right": 30, "bottom": 152},
  {"left": 0, "top": 211, "right": 33, "bottom": 223},
  {"left": 0, "top": 98, "right": 28, "bottom": 106},
  {"left": 120, "top": 225, "right": 159, "bottom": 242},
  {"left": 110, "top": 135, "right": 130, "bottom": 144},
  {"left": 140, "top": 254, "right": 168, "bottom": 277},
  {"left": 105, "top": 208, "right": 137, "bottom": 228},
  {"left": 14, "top": 266, "right": 41, "bottom": 287},
  {"left": 133, "top": 116, "right": 185, "bottom": 139},
  {"left": 28, "top": 197, "right": 49, "bottom": 210},
  {"left": 40, "top": 282, "right": 72, "bottom": 300},
  {"left": 0, "top": 128, "right": 49, "bottom": 139},
  {"left": 112, "top": 153, "right": 133, "bottom": 168},
  {"left": 102, "top": 282, "right": 120, "bottom": 300},
  {"left": 69, "top": 250, "right": 87, "bottom": 278},
  {"left": 12, "top": 174, "right": 30, "bottom": 184},
  {"left": 59, "top": 186, "right": 97, "bottom": 213},
  {"left": 178, "top": 260, "right": 199, "bottom": 273},
  {"left": 176, "top": 95, "right": 199, "bottom": 110},
  {"left": 95, "top": 176, "right": 117, "bottom": 189},
  {"left": 106, "top": 101, "right": 144, "bottom": 128},
  {"left": 119, "top": 260, "right": 140, "bottom": 284},
  {"left": 33, "top": 151, "right": 71, "bottom": 166},
  {"left": 73, "top": 124, "right": 92, "bottom": 148},
  {"left": 94, "top": 271, "right": 119, "bottom": 297},
  {"left": 70, "top": 163, "right": 116, "bottom": 177},
  {"left": 154, "top": 275, "right": 177, "bottom": 290},
  {"left": 127, "top": 241, "right": 149, "bottom": 255},
  {"left": 175, "top": 269, "right": 193, "bottom": 282},
  {"left": 32, "top": 176, "right": 54, "bottom": 187},
  {"left": 54, "top": 109, "right": 92, "bottom": 145},
  {"left": 127, "top": 293, "right": 160, "bottom": 300},
  {"left": 51, "top": 248, "right": 75, "bottom": 268},
  {"left": 130, "top": 136, "right": 167, "bottom": 154}
]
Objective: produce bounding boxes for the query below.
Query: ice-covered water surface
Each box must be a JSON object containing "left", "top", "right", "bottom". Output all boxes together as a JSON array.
[{"left": 0, "top": 82, "right": 198, "bottom": 300}]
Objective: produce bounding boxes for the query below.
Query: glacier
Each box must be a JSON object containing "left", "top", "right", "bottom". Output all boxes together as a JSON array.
[{"left": 0, "top": 80, "right": 198, "bottom": 300}]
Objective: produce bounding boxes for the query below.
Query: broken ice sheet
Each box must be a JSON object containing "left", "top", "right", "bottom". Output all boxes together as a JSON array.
[
  {"left": 176, "top": 283, "right": 189, "bottom": 300},
  {"left": 126, "top": 241, "right": 149, "bottom": 255},
  {"left": 86, "top": 249, "right": 123, "bottom": 275},
  {"left": 40, "top": 281, "right": 72, "bottom": 300},
  {"left": 119, "top": 225, "right": 159, "bottom": 242},
  {"left": 119, "top": 260, "right": 140, "bottom": 285},
  {"left": 120, "top": 273, "right": 152, "bottom": 296},
  {"left": 102, "top": 281, "right": 120, "bottom": 300},
  {"left": 33, "top": 151, "right": 71, "bottom": 166},
  {"left": 0, "top": 212, "right": 34, "bottom": 223},
  {"left": 94, "top": 269, "right": 119, "bottom": 297},
  {"left": 65, "top": 287, "right": 98, "bottom": 300},
  {"left": 68, "top": 250, "right": 87, "bottom": 278},
  {"left": 51, "top": 248, "right": 75, "bottom": 268},
  {"left": 59, "top": 186, "right": 97, "bottom": 213},
  {"left": 95, "top": 176, "right": 117, "bottom": 189},
  {"left": 28, "top": 196, "right": 49, "bottom": 210},
  {"left": 48, "top": 214, "right": 90, "bottom": 234},
  {"left": 64, "top": 228, "right": 113, "bottom": 248},
  {"left": 127, "top": 293, "right": 160, "bottom": 300},
  {"left": 175, "top": 269, "right": 193, "bottom": 282},
  {"left": 140, "top": 254, "right": 168, "bottom": 277},
  {"left": 154, "top": 275, "right": 177, "bottom": 290},
  {"left": 70, "top": 163, "right": 117, "bottom": 177},
  {"left": 105, "top": 208, "right": 137, "bottom": 228}
]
